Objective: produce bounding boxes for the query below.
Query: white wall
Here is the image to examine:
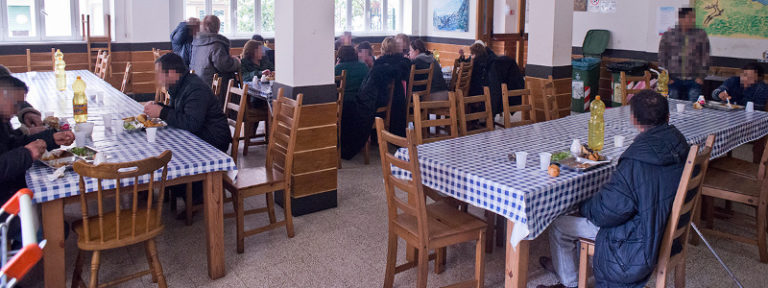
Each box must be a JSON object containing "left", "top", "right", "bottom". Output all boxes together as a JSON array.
[
  {"left": 572, "top": 0, "right": 768, "bottom": 59},
  {"left": 275, "top": 0, "right": 335, "bottom": 87},
  {"left": 112, "top": 0, "right": 175, "bottom": 43}
]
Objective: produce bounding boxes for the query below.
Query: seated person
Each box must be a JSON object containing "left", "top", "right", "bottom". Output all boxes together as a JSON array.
[
  {"left": 0, "top": 76, "right": 74, "bottom": 202},
  {"left": 190, "top": 15, "right": 240, "bottom": 89},
  {"left": 467, "top": 43, "right": 494, "bottom": 97},
  {"left": 0, "top": 65, "right": 45, "bottom": 135},
  {"left": 395, "top": 33, "right": 411, "bottom": 55},
  {"left": 240, "top": 40, "right": 275, "bottom": 82},
  {"left": 407, "top": 39, "right": 449, "bottom": 101},
  {"left": 336, "top": 45, "right": 369, "bottom": 115},
  {"left": 539, "top": 90, "right": 690, "bottom": 288},
  {"left": 356, "top": 41, "right": 375, "bottom": 69},
  {"left": 251, "top": 34, "right": 273, "bottom": 53},
  {"left": 712, "top": 62, "right": 767, "bottom": 109}
]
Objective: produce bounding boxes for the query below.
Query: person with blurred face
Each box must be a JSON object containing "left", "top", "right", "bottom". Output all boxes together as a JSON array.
[
  {"left": 0, "top": 76, "right": 74, "bottom": 202},
  {"left": 395, "top": 33, "right": 411, "bottom": 56},
  {"left": 658, "top": 7, "right": 711, "bottom": 101},
  {"left": 356, "top": 41, "right": 375, "bottom": 69},
  {"left": 712, "top": 63, "right": 768, "bottom": 108},
  {"left": 170, "top": 17, "right": 200, "bottom": 66},
  {"left": 240, "top": 40, "right": 275, "bottom": 82},
  {"left": 190, "top": 15, "right": 240, "bottom": 90},
  {"left": 408, "top": 39, "right": 449, "bottom": 101}
]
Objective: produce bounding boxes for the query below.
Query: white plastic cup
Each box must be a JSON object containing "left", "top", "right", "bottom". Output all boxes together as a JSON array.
[
  {"left": 103, "top": 116, "right": 113, "bottom": 130},
  {"left": 146, "top": 127, "right": 158, "bottom": 143},
  {"left": 614, "top": 135, "right": 626, "bottom": 148},
  {"left": 676, "top": 103, "right": 685, "bottom": 113},
  {"left": 76, "top": 122, "right": 94, "bottom": 138},
  {"left": 747, "top": 101, "right": 755, "bottom": 112},
  {"left": 95, "top": 91, "right": 104, "bottom": 104},
  {"left": 570, "top": 139, "right": 582, "bottom": 155},
  {"left": 539, "top": 152, "right": 552, "bottom": 171},
  {"left": 515, "top": 152, "right": 528, "bottom": 169},
  {"left": 74, "top": 131, "right": 87, "bottom": 147},
  {"left": 44, "top": 111, "right": 54, "bottom": 118}
]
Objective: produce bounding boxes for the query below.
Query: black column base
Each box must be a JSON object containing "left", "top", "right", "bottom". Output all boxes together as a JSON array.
[{"left": 274, "top": 190, "right": 338, "bottom": 216}]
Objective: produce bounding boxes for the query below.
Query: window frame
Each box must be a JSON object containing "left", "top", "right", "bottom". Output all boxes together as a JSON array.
[
  {"left": 0, "top": 0, "right": 107, "bottom": 43},
  {"left": 340, "top": 0, "right": 402, "bottom": 36},
  {"left": 184, "top": 0, "right": 274, "bottom": 39}
]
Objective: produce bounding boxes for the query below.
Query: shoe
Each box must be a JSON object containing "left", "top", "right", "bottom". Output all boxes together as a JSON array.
[
  {"left": 536, "top": 284, "right": 575, "bottom": 288},
  {"left": 539, "top": 256, "right": 556, "bottom": 274}
]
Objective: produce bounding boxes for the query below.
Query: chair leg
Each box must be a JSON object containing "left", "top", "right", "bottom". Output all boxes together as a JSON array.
[
  {"left": 674, "top": 261, "right": 685, "bottom": 288},
  {"left": 88, "top": 251, "right": 101, "bottom": 288},
  {"left": 383, "top": 231, "right": 397, "bottom": 288},
  {"left": 234, "top": 190, "right": 245, "bottom": 254},
  {"left": 185, "top": 183, "right": 193, "bottom": 226},
  {"left": 363, "top": 137, "right": 371, "bottom": 165},
  {"left": 704, "top": 196, "right": 715, "bottom": 229},
  {"left": 578, "top": 243, "right": 589, "bottom": 288},
  {"left": 243, "top": 120, "right": 253, "bottom": 156},
  {"left": 495, "top": 214, "right": 505, "bottom": 248},
  {"left": 284, "top": 189, "right": 295, "bottom": 238},
  {"left": 266, "top": 192, "right": 277, "bottom": 224},
  {"left": 167, "top": 189, "right": 176, "bottom": 212},
  {"left": 144, "top": 242, "right": 158, "bottom": 283},
  {"left": 416, "top": 247, "right": 429, "bottom": 288},
  {"left": 147, "top": 239, "right": 168, "bottom": 288},
  {"left": 757, "top": 201, "right": 768, "bottom": 263},
  {"left": 475, "top": 231, "right": 486, "bottom": 288},
  {"left": 484, "top": 211, "right": 494, "bottom": 254},
  {"left": 434, "top": 248, "right": 446, "bottom": 274},
  {"left": 70, "top": 250, "right": 84, "bottom": 288}
]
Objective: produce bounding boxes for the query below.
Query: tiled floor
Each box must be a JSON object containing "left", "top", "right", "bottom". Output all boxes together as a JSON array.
[{"left": 20, "top": 143, "right": 768, "bottom": 288}]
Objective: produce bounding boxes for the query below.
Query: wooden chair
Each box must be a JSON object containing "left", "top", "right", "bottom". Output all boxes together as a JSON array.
[
  {"left": 152, "top": 48, "right": 162, "bottom": 62},
  {"left": 120, "top": 63, "right": 132, "bottom": 93},
  {"left": 697, "top": 136, "right": 768, "bottom": 262},
  {"left": 95, "top": 52, "right": 111, "bottom": 80},
  {"left": 376, "top": 117, "right": 486, "bottom": 288},
  {"left": 25, "top": 48, "right": 56, "bottom": 72},
  {"left": 412, "top": 92, "right": 458, "bottom": 144},
  {"left": 82, "top": 14, "right": 112, "bottom": 72},
  {"left": 448, "top": 58, "right": 461, "bottom": 92},
  {"left": 363, "top": 82, "right": 395, "bottom": 165},
  {"left": 495, "top": 84, "right": 535, "bottom": 128},
  {"left": 93, "top": 49, "right": 105, "bottom": 73},
  {"left": 211, "top": 73, "right": 223, "bottom": 99},
  {"left": 406, "top": 63, "right": 434, "bottom": 124},
  {"left": 242, "top": 97, "right": 270, "bottom": 156},
  {"left": 579, "top": 135, "right": 715, "bottom": 288},
  {"left": 336, "top": 70, "right": 347, "bottom": 169},
  {"left": 528, "top": 76, "right": 561, "bottom": 122},
  {"left": 225, "top": 91, "right": 303, "bottom": 253},
  {"left": 619, "top": 71, "right": 652, "bottom": 106},
  {"left": 457, "top": 88, "right": 494, "bottom": 136},
  {"left": 453, "top": 61, "right": 473, "bottom": 97},
  {"left": 70, "top": 150, "right": 173, "bottom": 288},
  {"left": 154, "top": 88, "right": 170, "bottom": 106}
]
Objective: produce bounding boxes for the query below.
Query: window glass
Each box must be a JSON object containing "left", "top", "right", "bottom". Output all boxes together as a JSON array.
[
  {"left": 261, "top": 0, "right": 274, "bottom": 32},
  {"left": 387, "top": 0, "right": 399, "bottom": 31},
  {"left": 44, "top": 0, "right": 72, "bottom": 37},
  {"left": 212, "top": 0, "right": 230, "bottom": 34},
  {"left": 7, "top": 0, "right": 37, "bottom": 38},
  {"left": 334, "top": 0, "right": 347, "bottom": 33},
  {"left": 79, "top": 0, "right": 104, "bottom": 36},
  {"left": 368, "top": 0, "right": 382, "bottom": 31},
  {"left": 350, "top": 0, "right": 364, "bottom": 32},
  {"left": 237, "top": 0, "right": 254, "bottom": 34}
]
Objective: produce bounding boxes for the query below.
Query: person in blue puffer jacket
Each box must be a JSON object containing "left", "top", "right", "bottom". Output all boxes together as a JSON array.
[
  {"left": 170, "top": 17, "right": 200, "bottom": 66},
  {"left": 539, "top": 90, "right": 690, "bottom": 288}
]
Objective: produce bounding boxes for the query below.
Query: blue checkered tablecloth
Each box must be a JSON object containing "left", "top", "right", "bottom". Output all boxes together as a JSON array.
[
  {"left": 246, "top": 81, "right": 274, "bottom": 102},
  {"left": 15, "top": 70, "right": 237, "bottom": 203},
  {"left": 393, "top": 99, "right": 768, "bottom": 246}
]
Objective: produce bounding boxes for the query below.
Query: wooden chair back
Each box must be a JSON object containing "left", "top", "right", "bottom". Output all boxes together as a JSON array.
[
  {"left": 413, "top": 92, "right": 458, "bottom": 144},
  {"left": 72, "top": 150, "right": 172, "bottom": 245},
  {"left": 620, "top": 71, "right": 652, "bottom": 106},
  {"left": 376, "top": 81, "right": 396, "bottom": 129},
  {"left": 94, "top": 49, "right": 105, "bottom": 73},
  {"left": 375, "top": 117, "right": 429, "bottom": 244},
  {"left": 95, "top": 53, "right": 110, "bottom": 80},
  {"left": 211, "top": 73, "right": 223, "bottom": 98},
  {"left": 335, "top": 70, "right": 347, "bottom": 168},
  {"left": 457, "top": 88, "right": 494, "bottom": 136},
  {"left": 223, "top": 79, "right": 250, "bottom": 165},
  {"left": 25, "top": 48, "right": 56, "bottom": 72},
  {"left": 266, "top": 90, "right": 304, "bottom": 182},
  {"left": 152, "top": 48, "right": 161, "bottom": 61},
  {"left": 155, "top": 87, "right": 170, "bottom": 105},
  {"left": 453, "top": 61, "right": 473, "bottom": 97},
  {"left": 497, "top": 83, "right": 535, "bottom": 128},
  {"left": 120, "top": 62, "right": 132, "bottom": 93},
  {"left": 449, "top": 58, "right": 461, "bottom": 91},
  {"left": 406, "top": 63, "right": 434, "bottom": 124},
  {"left": 654, "top": 134, "right": 715, "bottom": 287},
  {"left": 527, "top": 76, "right": 561, "bottom": 122}
]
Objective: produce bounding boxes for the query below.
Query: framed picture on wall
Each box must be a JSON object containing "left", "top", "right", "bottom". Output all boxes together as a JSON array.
[
  {"left": 574, "top": 0, "right": 587, "bottom": 12},
  {"left": 428, "top": 0, "right": 477, "bottom": 39}
]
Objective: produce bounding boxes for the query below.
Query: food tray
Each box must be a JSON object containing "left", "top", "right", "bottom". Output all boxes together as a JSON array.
[
  {"left": 122, "top": 117, "right": 168, "bottom": 132},
  {"left": 69, "top": 146, "right": 98, "bottom": 161},
  {"left": 39, "top": 150, "right": 76, "bottom": 169},
  {"left": 557, "top": 156, "right": 611, "bottom": 172},
  {"left": 703, "top": 101, "right": 744, "bottom": 111}
]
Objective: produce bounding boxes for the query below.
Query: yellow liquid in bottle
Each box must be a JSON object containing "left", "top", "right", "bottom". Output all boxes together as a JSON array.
[
  {"left": 588, "top": 96, "right": 605, "bottom": 151},
  {"left": 72, "top": 76, "right": 88, "bottom": 123},
  {"left": 55, "top": 56, "right": 67, "bottom": 91}
]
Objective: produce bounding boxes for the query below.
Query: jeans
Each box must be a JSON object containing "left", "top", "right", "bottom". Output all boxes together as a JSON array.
[
  {"left": 668, "top": 78, "right": 702, "bottom": 101},
  {"left": 548, "top": 215, "right": 600, "bottom": 288}
]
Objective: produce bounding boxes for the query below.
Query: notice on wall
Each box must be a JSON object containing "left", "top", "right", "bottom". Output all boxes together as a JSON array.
[
  {"left": 657, "top": 6, "right": 677, "bottom": 35},
  {"left": 588, "top": 0, "right": 601, "bottom": 13},
  {"left": 587, "top": 0, "right": 616, "bottom": 13}
]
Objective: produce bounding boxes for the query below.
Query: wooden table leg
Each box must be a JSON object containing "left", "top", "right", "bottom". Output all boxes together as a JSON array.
[
  {"left": 505, "top": 220, "right": 529, "bottom": 288},
  {"left": 204, "top": 172, "right": 226, "bottom": 279},
  {"left": 42, "top": 199, "right": 65, "bottom": 288}
]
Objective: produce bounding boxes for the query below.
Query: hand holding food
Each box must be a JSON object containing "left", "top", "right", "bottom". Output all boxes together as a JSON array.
[
  {"left": 718, "top": 91, "right": 730, "bottom": 101},
  {"left": 54, "top": 131, "right": 75, "bottom": 146},
  {"left": 143, "top": 102, "right": 163, "bottom": 118},
  {"left": 25, "top": 139, "right": 47, "bottom": 161}
]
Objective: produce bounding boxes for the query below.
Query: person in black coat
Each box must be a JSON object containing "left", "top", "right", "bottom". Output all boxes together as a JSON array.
[
  {"left": 170, "top": 17, "right": 200, "bottom": 66},
  {"left": 0, "top": 76, "right": 75, "bottom": 202},
  {"left": 539, "top": 90, "right": 690, "bottom": 288},
  {"left": 467, "top": 43, "right": 495, "bottom": 97},
  {"left": 488, "top": 56, "right": 525, "bottom": 116}
]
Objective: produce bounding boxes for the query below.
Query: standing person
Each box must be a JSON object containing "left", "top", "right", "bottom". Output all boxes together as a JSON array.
[
  {"left": 190, "top": 15, "right": 240, "bottom": 89},
  {"left": 356, "top": 41, "right": 375, "bottom": 69},
  {"left": 538, "top": 90, "right": 689, "bottom": 288},
  {"left": 170, "top": 17, "right": 200, "bottom": 66},
  {"left": 408, "top": 39, "right": 449, "bottom": 100},
  {"left": 658, "top": 7, "right": 711, "bottom": 101},
  {"left": 240, "top": 40, "right": 275, "bottom": 82}
]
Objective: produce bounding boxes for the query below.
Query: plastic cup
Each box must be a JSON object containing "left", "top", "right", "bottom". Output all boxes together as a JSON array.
[
  {"left": 146, "top": 127, "right": 158, "bottom": 143},
  {"left": 747, "top": 101, "right": 755, "bottom": 112},
  {"left": 539, "top": 152, "right": 552, "bottom": 171},
  {"left": 74, "top": 131, "right": 87, "bottom": 147},
  {"left": 515, "top": 152, "right": 528, "bottom": 169},
  {"left": 95, "top": 91, "right": 104, "bottom": 104},
  {"left": 614, "top": 135, "right": 626, "bottom": 148},
  {"left": 103, "top": 116, "right": 113, "bottom": 130},
  {"left": 676, "top": 103, "right": 685, "bottom": 113},
  {"left": 76, "top": 122, "right": 94, "bottom": 138}
]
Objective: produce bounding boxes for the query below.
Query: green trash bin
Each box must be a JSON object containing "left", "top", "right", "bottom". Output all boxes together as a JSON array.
[
  {"left": 607, "top": 61, "right": 649, "bottom": 107},
  {"left": 572, "top": 58, "right": 601, "bottom": 113},
  {"left": 571, "top": 30, "right": 610, "bottom": 113}
]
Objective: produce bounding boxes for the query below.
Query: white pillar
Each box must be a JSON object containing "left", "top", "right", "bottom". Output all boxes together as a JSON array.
[
  {"left": 526, "top": 0, "right": 573, "bottom": 78},
  {"left": 274, "top": 0, "right": 337, "bottom": 103}
]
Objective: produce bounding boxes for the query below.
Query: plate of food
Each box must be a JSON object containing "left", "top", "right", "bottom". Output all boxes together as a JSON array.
[
  {"left": 40, "top": 149, "right": 77, "bottom": 169},
  {"left": 702, "top": 101, "right": 744, "bottom": 111},
  {"left": 69, "top": 146, "right": 98, "bottom": 161},
  {"left": 557, "top": 145, "right": 611, "bottom": 172},
  {"left": 123, "top": 114, "right": 167, "bottom": 132}
]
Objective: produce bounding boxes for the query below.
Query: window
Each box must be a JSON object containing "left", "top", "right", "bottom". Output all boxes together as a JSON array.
[
  {"left": 184, "top": 0, "right": 275, "bottom": 37},
  {"left": 0, "top": 0, "right": 105, "bottom": 41},
  {"left": 337, "top": 0, "right": 402, "bottom": 34}
]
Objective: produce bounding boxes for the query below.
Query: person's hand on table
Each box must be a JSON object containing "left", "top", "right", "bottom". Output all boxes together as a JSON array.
[
  {"left": 25, "top": 139, "right": 47, "bottom": 161},
  {"left": 54, "top": 131, "right": 75, "bottom": 146},
  {"left": 695, "top": 77, "right": 704, "bottom": 85},
  {"left": 23, "top": 113, "right": 43, "bottom": 128},
  {"left": 144, "top": 102, "right": 163, "bottom": 119},
  {"left": 718, "top": 91, "right": 731, "bottom": 101}
]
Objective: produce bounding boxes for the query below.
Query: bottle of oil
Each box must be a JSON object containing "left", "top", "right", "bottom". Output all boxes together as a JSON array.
[
  {"left": 55, "top": 55, "right": 67, "bottom": 91},
  {"left": 588, "top": 96, "right": 605, "bottom": 151},
  {"left": 72, "top": 76, "right": 87, "bottom": 123}
]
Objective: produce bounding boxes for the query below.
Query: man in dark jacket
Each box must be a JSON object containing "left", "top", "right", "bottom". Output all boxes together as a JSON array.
[
  {"left": 0, "top": 76, "right": 75, "bottom": 202},
  {"left": 711, "top": 62, "right": 767, "bottom": 109},
  {"left": 143, "top": 53, "right": 230, "bottom": 152},
  {"left": 170, "top": 17, "right": 200, "bottom": 66},
  {"left": 539, "top": 90, "right": 690, "bottom": 288},
  {"left": 190, "top": 15, "right": 240, "bottom": 89}
]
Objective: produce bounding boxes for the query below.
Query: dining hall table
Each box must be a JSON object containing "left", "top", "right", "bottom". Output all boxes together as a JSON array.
[
  {"left": 13, "top": 70, "right": 237, "bottom": 288},
  {"left": 392, "top": 98, "right": 768, "bottom": 288}
]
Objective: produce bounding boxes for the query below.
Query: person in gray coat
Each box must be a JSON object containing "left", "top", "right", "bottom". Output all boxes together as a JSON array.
[{"left": 190, "top": 15, "right": 240, "bottom": 92}]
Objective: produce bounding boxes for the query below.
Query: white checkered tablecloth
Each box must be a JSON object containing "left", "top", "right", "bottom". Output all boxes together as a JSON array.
[
  {"left": 393, "top": 99, "right": 768, "bottom": 246},
  {"left": 15, "top": 70, "right": 237, "bottom": 203}
]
